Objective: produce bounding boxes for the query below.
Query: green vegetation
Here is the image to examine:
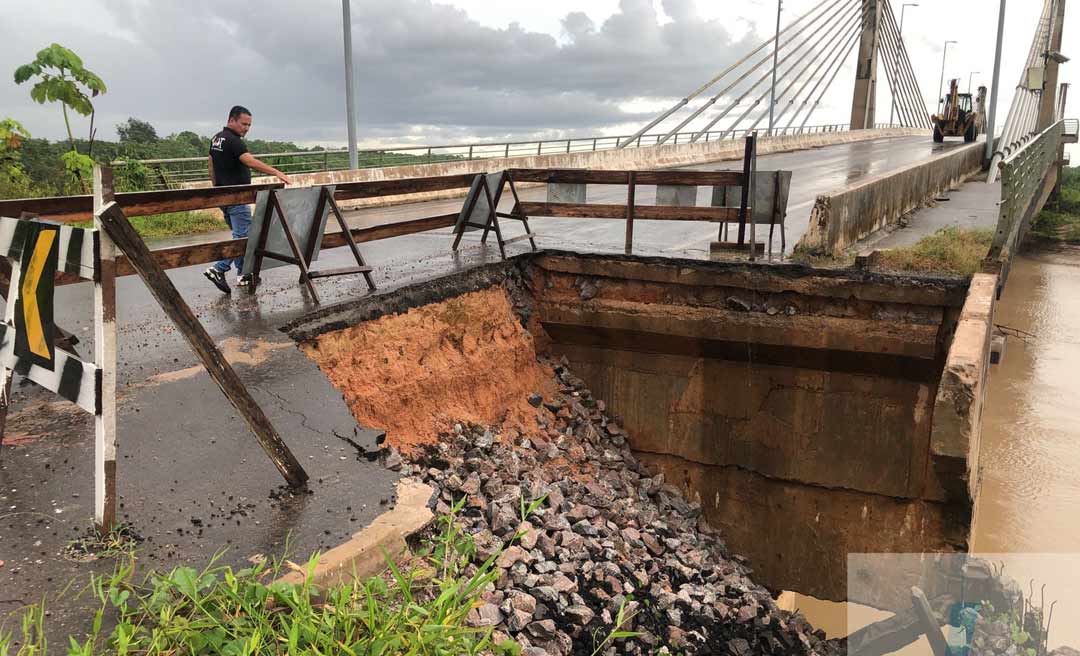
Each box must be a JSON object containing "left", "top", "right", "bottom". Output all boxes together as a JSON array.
[
  {"left": 874, "top": 227, "right": 994, "bottom": 276},
  {"left": 1031, "top": 166, "right": 1080, "bottom": 242},
  {"left": 1, "top": 496, "right": 636, "bottom": 656},
  {"left": 14, "top": 43, "right": 107, "bottom": 194},
  {"left": 1, "top": 500, "right": 520, "bottom": 656},
  {"left": 74, "top": 211, "right": 226, "bottom": 242}
]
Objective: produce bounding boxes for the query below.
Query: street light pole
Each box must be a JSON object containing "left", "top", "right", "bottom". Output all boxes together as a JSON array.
[
  {"left": 768, "top": 0, "right": 782, "bottom": 137},
  {"left": 938, "top": 40, "right": 958, "bottom": 114},
  {"left": 968, "top": 71, "right": 981, "bottom": 93},
  {"left": 985, "top": 0, "right": 1007, "bottom": 167},
  {"left": 889, "top": 3, "right": 919, "bottom": 126},
  {"left": 341, "top": 0, "right": 359, "bottom": 170}
]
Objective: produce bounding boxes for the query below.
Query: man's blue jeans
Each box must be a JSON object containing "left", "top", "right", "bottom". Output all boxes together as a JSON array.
[{"left": 214, "top": 204, "right": 252, "bottom": 274}]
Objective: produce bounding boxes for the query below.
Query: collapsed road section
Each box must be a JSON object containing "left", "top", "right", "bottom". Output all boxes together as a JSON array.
[{"left": 285, "top": 249, "right": 994, "bottom": 639}]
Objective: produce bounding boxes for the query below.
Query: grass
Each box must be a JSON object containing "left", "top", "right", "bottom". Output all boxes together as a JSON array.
[
  {"left": 75, "top": 211, "right": 225, "bottom": 241},
  {"left": 1030, "top": 166, "right": 1080, "bottom": 243},
  {"left": 63, "top": 523, "right": 143, "bottom": 563},
  {"left": 873, "top": 226, "right": 994, "bottom": 276},
  {"left": 788, "top": 245, "right": 856, "bottom": 268},
  {"left": 1, "top": 495, "right": 638, "bottom": 656}
]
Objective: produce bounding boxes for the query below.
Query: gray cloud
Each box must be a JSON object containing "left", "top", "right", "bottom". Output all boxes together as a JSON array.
[{"left": 0, "top": 0, "right": 757, "bottom": 145}]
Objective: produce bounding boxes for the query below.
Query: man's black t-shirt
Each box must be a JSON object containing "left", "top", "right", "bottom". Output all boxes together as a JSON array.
[{"left": 209, "top": 127, "right": 250, "bottom": 186}]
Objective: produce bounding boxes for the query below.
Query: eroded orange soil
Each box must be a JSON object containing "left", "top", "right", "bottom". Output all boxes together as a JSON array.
[{"left": 301, "top": 287, "right": 556, "bottom": 456}]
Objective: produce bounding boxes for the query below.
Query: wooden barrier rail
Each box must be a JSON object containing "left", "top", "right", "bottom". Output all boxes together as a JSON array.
[
  {"left": 508, "top": 139, "right": 759, "bottom": 256},
  {"left": 508, "top": 168, "right": 744, "bottom": 187},
  {"left": 4, "top": 136, "right": 762, "bottom": 286}
]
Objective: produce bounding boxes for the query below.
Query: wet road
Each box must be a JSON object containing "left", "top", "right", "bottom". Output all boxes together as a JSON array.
[
  {"left": 332, "top": 134, "right": 967, "bottom": 258},
  {"left": 0, "top": 133, "right": 961, "bottom": 641}
]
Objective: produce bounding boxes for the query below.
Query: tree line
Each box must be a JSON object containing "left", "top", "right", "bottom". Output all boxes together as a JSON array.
[{"left": 1, "top": 43, "right": 328, "bottom": 199}]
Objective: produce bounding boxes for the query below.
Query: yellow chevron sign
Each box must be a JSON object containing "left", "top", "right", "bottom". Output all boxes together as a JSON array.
[
  {"left": 13, "top": 222, "right": 60, "bottom": 370},
  {"left": 20, "top": 229, "right": 57, "bottom": 361}
]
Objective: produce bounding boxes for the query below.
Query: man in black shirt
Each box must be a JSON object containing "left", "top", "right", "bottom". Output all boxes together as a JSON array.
[{"left": 203, "top": 105, "right": 292, "bottom": 294}]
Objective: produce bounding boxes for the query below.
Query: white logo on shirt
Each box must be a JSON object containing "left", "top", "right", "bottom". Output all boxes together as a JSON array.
[{"left": 211, "top": 136, "right": 225, "bottom": 152}]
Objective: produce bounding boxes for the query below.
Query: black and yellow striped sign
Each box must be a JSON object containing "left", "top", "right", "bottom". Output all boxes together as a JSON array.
[{"left": 13, "top": 222, "right": 59, "bottom": 371}]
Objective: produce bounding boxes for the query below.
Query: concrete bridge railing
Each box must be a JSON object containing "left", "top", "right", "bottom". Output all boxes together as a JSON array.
[{"left": 795, "top": 142, "right": 985, "bottom": 257}]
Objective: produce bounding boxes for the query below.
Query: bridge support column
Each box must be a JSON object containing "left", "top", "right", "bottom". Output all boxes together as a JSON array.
[
  {"left": 1037, "top": 0, "right": 1068, "bottom": 130},
  {"left": 850, "top": 0, "right": 882, "bottom": 130}
]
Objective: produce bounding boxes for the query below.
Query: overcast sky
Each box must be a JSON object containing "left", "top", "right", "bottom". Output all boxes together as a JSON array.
[{"left": 0, "top": 0, "right": 1073, "bottom": 148}]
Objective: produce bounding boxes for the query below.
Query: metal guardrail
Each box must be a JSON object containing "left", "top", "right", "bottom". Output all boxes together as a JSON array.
[
  {"left": 120, "top": 123, "right": 863, "bottom": 190},
  {"left": 988, "top": 120, "right": 1064, "bottom": 277}
]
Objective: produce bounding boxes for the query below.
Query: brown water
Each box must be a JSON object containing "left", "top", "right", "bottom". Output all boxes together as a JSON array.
[{"left": 783, "top": 247, "right": 1080, "bottom": 651}]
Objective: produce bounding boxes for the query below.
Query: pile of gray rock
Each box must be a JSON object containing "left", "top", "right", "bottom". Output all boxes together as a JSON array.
[{"left": 401, "top": 358, "right": 840, "bottom": 655}]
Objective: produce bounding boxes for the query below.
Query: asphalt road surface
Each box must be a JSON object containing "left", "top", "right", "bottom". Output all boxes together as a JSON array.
[{"left": 0, "top": 133, "right": 962, "bottom": 642}]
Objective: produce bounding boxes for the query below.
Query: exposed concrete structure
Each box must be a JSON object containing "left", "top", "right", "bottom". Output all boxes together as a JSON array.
[
  {"left": 527, "top": 253, "right": 993, "bottom": 602},
  {"left": 798, "top": 142, "right": 984, "bottom": 255},
  {"left": 287, "top": 250, "right": 995, "bottom": 603},
  {"left": 850, "top": 0, "right": 882, "bottom": 129},
  {"left": 276, "top": 479, "right": 435, "bottom": 590}
]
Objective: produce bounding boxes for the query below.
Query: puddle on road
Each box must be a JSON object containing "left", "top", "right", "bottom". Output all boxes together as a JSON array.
[
  {"left": 140, "top": 337, "right": 292, "bottom": 386},
  {"left": 782, "top": 246, "right": 1080, "bottom": 651}
]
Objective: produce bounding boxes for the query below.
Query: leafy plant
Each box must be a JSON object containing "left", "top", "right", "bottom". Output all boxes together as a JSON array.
[
  {"left": 0, "top": 119, "right": 33, "bottom": 198},
  {"left": 0, "top": 502, "right": 537, "bottom": 655},
  {"left": 14, "top": 44, "right": 106, "bottom": 192}
]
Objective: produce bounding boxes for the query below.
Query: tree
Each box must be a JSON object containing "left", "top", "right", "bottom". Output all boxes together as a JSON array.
[
  {"left": 170, "top": 130, "right": 206, "bottom": 153},
  {"left": 0, "top": 118, "right": 33, "bottom": 198},
  {"left": 14, "top": 43, "right": 106, "bottom": 192},
  {"left": 117, "top": 117, "right": 158, "bottom": 144}
]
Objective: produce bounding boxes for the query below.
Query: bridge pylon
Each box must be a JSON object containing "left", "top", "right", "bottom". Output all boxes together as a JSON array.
[
  {"left": 1037, "top": 0, "right": 1068, "bottom": 130},
  {"left": 850, "top": 0, "right": 881, "bottom": 130}
]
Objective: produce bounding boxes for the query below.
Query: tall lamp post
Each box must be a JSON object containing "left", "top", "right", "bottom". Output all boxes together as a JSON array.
[
  {"left": 938, "top": 40, "right": 958, "bottom": 114},
  {"left": 968, "top": 71, "right": 981, "bottom": 93},
  {"left": 768, "top": 0, "right": 783, "bottom": 137},
  {"left": 889, "top": 3, "right": 919, "bottom": 126},
  {"left": 342, "top": 0, "right": 359, "bottom": 170}
]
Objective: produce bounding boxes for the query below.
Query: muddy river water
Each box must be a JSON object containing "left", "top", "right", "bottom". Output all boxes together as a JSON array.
[{"left": 781, "top": 246, "right": 1080, "bottom": 652}]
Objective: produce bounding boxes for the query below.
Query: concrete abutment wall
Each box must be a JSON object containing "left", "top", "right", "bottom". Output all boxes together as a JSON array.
[
  {"left": 528, "top": 254, "right": 994, "bottom": 602},
  {"left": 286, "top": 251, "right": 994, "bottom": 604}
]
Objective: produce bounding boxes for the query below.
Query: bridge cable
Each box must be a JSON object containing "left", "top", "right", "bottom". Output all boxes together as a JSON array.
[
  {"left": 615, "top": 0, "right": 849, "bottom": 148},
  {"left": 655, "top": 0, "right": 856, "bottom": 145},
  {"left": 877, "top": 3, "right": 925, "bottom": 127},
  {"left": 770, "top": 14, "right": 866, "bottom": 130},
  {"left": 690, "top": 0, "right": 860, "bottom": 142},
  {"left": 791, "top": 28, "right": 864, "bottom": 131},
  {"left": 879, "top": 0, "right": 932, "bottom": 128},
  {"left": 877, "top": 4, "right": 921, "bottom": 127},
  {"left": 881, "top": 0, "right": 933, "bottom": 128},
  {"left": 746, "top": 9, "right": 866, "bottom": 133},
  {"left": 709, "top": 2, "right": 861, "bottom": 141},
  {"left": 990, "top": 0, "right": 1055, "bottom": 179}
]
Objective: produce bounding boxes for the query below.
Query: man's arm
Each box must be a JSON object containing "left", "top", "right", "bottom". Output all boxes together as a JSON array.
[
  {"left": 239, "top": 153, "right": 292, "bottom": 185},
  {"left": 207, "top": 156, "right": 215, "bottom": 185}
]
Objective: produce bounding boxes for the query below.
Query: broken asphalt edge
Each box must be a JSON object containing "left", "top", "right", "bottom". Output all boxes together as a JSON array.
[{"left": 274, "top": 478, "right": 436, "bottom": 590}]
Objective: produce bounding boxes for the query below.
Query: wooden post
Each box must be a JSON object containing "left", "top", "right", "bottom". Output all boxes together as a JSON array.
[
  {"left": 910, "top": 587, "right": 950, "bottom": 656},
  {"left": 93, "top": 165, "right": 118, "bottom": 533},
  {"left": 95, "top": 201, "right": 309, "bottom": 489},
  {"left": 747, "top": 133, "right": 758, "bottom": 262},
  {"left": 737, "top": 135, "right": 754, "bottom": 246},
  {"left": 625, "top": 172, "right": 636, "bottom": 254}
]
